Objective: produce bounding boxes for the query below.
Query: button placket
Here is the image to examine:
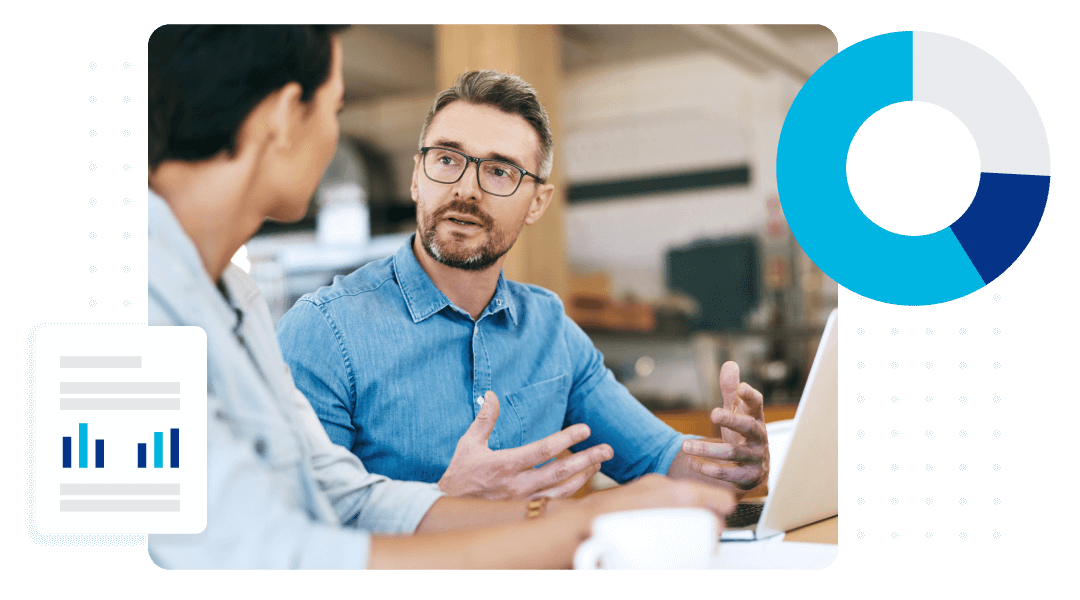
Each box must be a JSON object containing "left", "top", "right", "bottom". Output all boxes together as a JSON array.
[{"left": 470, "top": 321, "right": 496, "bottom": 449}]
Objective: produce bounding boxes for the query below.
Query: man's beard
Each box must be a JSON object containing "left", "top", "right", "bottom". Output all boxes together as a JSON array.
[{"left": 418, "top": 199, "right": 518, "bottom": 271}]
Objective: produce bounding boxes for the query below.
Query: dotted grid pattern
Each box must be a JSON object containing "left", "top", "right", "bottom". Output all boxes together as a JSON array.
[
  {"left": 26, "top": 56, "right": 148, "bottom": 547},
  {"left": 845, "top": 289, "right": 1008, "bottom": 545}
]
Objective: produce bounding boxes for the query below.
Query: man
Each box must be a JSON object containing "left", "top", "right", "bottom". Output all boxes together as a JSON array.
[
  {"left": 277, "top": 69, "right": 770, "bottom": 501},
  {"left": 147, "top": 25, "right": 733, "bottom": 569}
]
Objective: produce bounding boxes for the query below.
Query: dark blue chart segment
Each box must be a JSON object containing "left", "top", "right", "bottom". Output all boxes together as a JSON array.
[
  {"left": 170, "top": 428, "right": 180, "bottom": 468},
  {"left": 950, "top": 172, "right": 1050, "bottom": 284}
]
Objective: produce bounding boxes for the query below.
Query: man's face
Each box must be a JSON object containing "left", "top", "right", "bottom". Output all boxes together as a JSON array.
[
  {"left": 411, "top": 100, "right": 551, "bottom": 271},
  {"left": 266, "top": 37, "right": 345, "bottom": 222}
]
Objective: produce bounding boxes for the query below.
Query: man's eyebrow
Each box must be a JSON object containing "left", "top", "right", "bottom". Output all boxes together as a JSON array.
[{"left": 431, "top": 138, "right": 528, "bottom": 170}]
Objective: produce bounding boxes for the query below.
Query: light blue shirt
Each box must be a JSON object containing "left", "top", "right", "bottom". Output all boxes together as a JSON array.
[
  {"left": 277, "top": 235, "right": 690, "bottom": 485},
  {"left": 147, "top": 191, "right": 444, "bottom": 569}
]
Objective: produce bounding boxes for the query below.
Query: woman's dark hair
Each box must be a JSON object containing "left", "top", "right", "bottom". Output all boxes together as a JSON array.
[{"left": 149, "top": 25, "right": 348, "bottom": 171}]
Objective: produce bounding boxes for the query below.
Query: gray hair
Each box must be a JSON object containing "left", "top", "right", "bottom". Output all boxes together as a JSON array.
[{"left": 418, "top": 70, "right": 554, "bottom": 182}]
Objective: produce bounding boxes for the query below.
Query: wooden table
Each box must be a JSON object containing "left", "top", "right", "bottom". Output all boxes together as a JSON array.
[{"left": 783, "top": 515, "right": 838, "bottom": 544}]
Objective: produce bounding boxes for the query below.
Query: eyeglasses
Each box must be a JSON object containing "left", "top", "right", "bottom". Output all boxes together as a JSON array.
[{"left": 420, "top": 146, "right": 543, "bottom": 197}]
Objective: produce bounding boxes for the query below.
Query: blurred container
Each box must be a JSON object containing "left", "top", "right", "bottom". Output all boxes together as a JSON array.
[
  {"left": 316, "top": 140, "right": 371, "bottom": 246},
  {"left": 316, "top": 182, "right": 369, "bottom": 246},
  {"left": 247, "top": 254, "right": 288, "bottom": 324}
]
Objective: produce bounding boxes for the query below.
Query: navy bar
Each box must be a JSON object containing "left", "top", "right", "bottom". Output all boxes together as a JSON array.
[
  {"left": 95, "top": 439, "right": 104, "bottom": 468},
  {"left": 137, "top": 443, "right": 146, "bottom": 468},
  {"left": 170, "top": 428, "right": 179, "bottom": 468},
  {"left": 62, "top": 437, "right": 71, "bottom": 468}
]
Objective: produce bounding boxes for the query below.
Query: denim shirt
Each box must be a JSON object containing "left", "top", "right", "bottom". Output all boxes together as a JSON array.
[
  {"left": 277, "top": 235, "right": 689, "bottom": 485},
  {"left": 146, "top": 191, "right": 444, "bottom": 569}
]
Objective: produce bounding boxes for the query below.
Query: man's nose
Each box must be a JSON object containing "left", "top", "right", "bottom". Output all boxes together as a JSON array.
[{"left": 452, "top": 160, "right": 483, "bottom": 198}]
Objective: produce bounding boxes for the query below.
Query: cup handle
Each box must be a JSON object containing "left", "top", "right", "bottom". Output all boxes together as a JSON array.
[{"left": 573, "top": 537, "right": 606, "bottom": 570}]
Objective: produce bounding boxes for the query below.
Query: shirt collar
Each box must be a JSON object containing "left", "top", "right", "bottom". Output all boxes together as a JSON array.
[
  {"left": 392, "top": 233, "right": 518, "bottom": 326},
  {"left": 147, "top": 188, "right": 241, "bottom": 333}
]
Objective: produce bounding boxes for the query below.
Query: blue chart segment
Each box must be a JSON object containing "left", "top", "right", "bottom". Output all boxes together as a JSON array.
[{"left": 777, "top": 31, "right": 1050, "bottom": 305}]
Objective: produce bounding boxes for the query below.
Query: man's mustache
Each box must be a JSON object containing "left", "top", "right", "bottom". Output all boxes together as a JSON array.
[{"left": 432, "top": 200, "right": 493, "bottom": 228}]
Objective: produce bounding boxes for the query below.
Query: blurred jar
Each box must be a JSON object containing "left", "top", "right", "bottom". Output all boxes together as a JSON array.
[
  {"left": 316, "top": 181, "right": 369, "bottom": 246},
  {"left": 248, "top": 254, "right": 288, "bottom": 324},
  {"left": 316, "top": 139, "right": 370, "bottom": 246}
]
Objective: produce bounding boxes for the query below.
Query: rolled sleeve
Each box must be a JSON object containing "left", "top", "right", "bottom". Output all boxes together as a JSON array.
[
  {"left": 278, "top": 298, "right": 357, "bottom": 449},
  {"left": 561, "top": 315, "right": 691, "bottom": 483}
]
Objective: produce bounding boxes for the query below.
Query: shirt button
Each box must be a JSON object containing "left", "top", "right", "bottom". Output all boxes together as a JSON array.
[
  {"left": 254, "top": 438, "right": 267, "bottom": 456},
  {"left": 496, "top": 299, "right": 503, "bottom": 305}
]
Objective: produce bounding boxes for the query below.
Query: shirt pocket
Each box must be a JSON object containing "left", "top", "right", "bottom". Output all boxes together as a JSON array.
[{"left": 502, "top": 374, "right": 571, "bottom": 452}]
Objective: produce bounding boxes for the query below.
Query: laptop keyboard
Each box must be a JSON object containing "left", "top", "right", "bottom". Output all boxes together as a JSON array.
[{"left": 725, "top": 502, "right": 765, "bottom": 528}]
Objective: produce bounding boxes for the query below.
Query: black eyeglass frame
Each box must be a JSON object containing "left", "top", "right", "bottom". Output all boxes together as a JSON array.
[{"left": 420, "top": 146, "right": 545, "bottom": 197}]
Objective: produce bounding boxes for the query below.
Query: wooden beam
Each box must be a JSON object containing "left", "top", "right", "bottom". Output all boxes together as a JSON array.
[{"left": 434, "top": 25, "right": 570, "bottom": 302}]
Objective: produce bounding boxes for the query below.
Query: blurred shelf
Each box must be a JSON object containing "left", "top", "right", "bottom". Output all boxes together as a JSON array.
[
  {"left": 653, "top": 404, "right": 799, "bottom": 435},
  {"left": 583, "top": 326, "right": 826, "bottom": 341}
]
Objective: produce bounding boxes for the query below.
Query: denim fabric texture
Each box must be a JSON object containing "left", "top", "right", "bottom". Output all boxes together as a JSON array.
[
  {"left": 146, "top": 191, "right": 444, "bottom": 569},
  {"left": 277, "top": 235, "right": 690, "bottom": 485}
]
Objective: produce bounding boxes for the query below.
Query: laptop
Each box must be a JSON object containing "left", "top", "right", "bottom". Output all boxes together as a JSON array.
[{"left": 721, "top": 308, "right": 838, "bottom": 541}]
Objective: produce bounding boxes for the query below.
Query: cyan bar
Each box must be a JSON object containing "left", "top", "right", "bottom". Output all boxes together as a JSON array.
[
  {"left": 170, "top": 428, "right": 179, "bottom": 468},
  {"left": 138, "top": 443, "right": 146, "bottom": 468},
  {"left": 95, "top": 439, "right": 104, "bottom": 468},
  {"left": 59, "top": 356, "right": 141, "bottom": 368},
  {"left": 59, "top": 500, "right": 180, "bottom": 512},
  {"left": 60, "top": 382, "right": 180, "bottom": 394},
  {"left": 59, "top": 483, "right": 180, "bottom": 495},
  {"left": 154, "top": 432, "right": 163, "bottom": 468},
  {"left": 60, "top": 398, "right": 180, "bottom": 410},
  {"left": 79, "top": 423, "right": 87, "bottom": 469},
  {"left": 62, "top": 437, "right": 71, "bottom": 468}
]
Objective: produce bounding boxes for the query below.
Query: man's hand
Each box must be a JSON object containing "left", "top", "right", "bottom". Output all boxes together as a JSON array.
[
  {"left": 669, "top": 361, "right": 769, "bottom": 496},
  {"left": 438, "top": 391, "right": 614, "bottom": 500}
]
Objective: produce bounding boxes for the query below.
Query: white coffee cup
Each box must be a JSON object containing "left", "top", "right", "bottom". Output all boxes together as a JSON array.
[{"left": 573, "top": 507, "right": 720, "bottom": 569}]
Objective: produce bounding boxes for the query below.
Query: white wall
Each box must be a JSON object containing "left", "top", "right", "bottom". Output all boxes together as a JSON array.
[{"left": 559, "top": 52, "right": 803, "bottom": 300}]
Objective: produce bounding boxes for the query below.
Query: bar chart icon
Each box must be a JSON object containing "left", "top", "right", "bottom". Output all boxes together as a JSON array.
[
  {"left": 135, "top": 429, "right": 181, "bottom": 469},
  {"left": 32, "top": 325, "right": 206, "bottom": 534},
  {"left": 61, "top": 424, "right": 182, "bottom": 470}
]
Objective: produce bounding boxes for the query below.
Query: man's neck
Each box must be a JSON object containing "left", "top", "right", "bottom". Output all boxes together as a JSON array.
[{"left": 411, "top": 235, "right": 504, "bottom": 321}]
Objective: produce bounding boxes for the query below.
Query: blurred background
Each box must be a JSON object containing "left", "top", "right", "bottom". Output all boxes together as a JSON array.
[{"left": 241, "top": 24, "right": 838, "bottom": 431}]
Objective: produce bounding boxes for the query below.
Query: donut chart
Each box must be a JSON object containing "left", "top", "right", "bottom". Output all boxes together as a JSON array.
[{"left": 777, "top": 31, "right": 1050, "bottom": 306}]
